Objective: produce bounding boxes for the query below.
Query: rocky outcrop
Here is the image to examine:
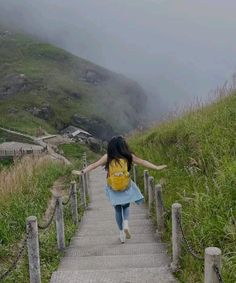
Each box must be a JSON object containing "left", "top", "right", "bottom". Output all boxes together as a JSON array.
[
  {"left": 0, "top": 30, "right": 11, "bottom": 39},
  {"left": 82, "top": 70, "right": 108, "bottom": 85},
  {"left": 0, "top": 74, "right": 33, "bottom": 99},
  {"left": 72, "top": 115, "right": 116, "bottom": 141},
  {"left": 87, "top": 137, "right": 102, "bottom": 152},
  {"left": 27, "top": 105, "right": 54, "bottom": 121}
]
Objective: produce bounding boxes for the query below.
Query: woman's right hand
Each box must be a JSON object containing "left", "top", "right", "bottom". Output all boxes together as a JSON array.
[{"left": 155, "top": 165, "right": 167, "bottom": 170}]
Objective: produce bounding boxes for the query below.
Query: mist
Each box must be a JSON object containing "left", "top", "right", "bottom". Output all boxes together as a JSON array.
[{"left": 0, "top": 0, "right": 236, "bottom": 118}]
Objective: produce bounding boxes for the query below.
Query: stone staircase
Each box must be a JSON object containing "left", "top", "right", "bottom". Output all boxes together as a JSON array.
[{"left": 50, "top": 168, "right": 177, "bottom": 283}]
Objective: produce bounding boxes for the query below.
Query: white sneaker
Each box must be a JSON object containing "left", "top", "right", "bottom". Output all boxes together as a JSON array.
[
  {"left": 123, "top": 220, "right": 131, "bottom": 239},
  {"left": 119, "top": 230, "right": 126, "bottom": 243}
]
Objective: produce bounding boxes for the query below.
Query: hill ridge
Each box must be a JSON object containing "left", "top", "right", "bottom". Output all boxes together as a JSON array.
[{"left": 0, "top": 28, "right": 147, "bottom": 140}]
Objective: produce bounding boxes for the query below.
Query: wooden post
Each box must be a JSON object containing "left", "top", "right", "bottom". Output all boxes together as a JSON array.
[
  {"left": 148, "top": 176, "right": 154, "bottom": 216},
  {"left": 55, "top": 197, "right": 65, "bottom": 250},
  {"left": 155, "top": 184, "right": 165, "bottom": 234},
  {"left": 83, "top": 153, "right": 89, "bottom": 190},
  {"left": 84, "top": 173, "right": 88, "bottom": 199},
  {"left": 133, "top": 164, "right": 137, "bottom": 183},
  {"left": 81, "top": 174, "right": 87, "bottom": 208},
  {"left": 85, "top": 172, "right": 89, "bottom": 195},
  {"left": 143, "top": 170, "right": 149, "bottom": 198},
  {"left": 70, "top": 181, "right": 78, "bottom": 225},
  {"left": 204, "top": 247, "right": 222, "bottom": 283},
  {"left": 171, "top": 203, "right": 182, "bottom": 272},
  {"left": 26, "top": 216, "right": 41, "bottom": 283}
]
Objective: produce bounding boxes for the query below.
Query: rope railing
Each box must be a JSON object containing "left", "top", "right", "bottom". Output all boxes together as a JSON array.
[
  {"left": 38, "top": 199, "right": 58, "bottom": 230},
  {"left": 0, "top": 153, "right": 89, "bottom": 283},
  {"left": 62, "top": 189, "right": 74, "bottom": 206},
  {"left": 0, "top": 234, "right": 28, "bottom": 281},
  {"left": 135, "top": 168, "right": 224, "bottom": 283},
  {"left": 176, "top": 213, "right": 204, "bottom": 261},
  {"left": 213, "top": 264, "right": 224, "bottom": 283}
]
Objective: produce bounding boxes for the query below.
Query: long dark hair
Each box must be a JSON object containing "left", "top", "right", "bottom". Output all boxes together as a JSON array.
[{"left": 105, "top": 136, "right": 133, "bottom": 171}]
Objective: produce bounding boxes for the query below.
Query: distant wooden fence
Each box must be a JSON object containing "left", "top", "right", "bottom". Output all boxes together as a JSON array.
[
  {"left": 133, "top": 165, "right": 224, "bottom": 283},
  {"left": 0, "top": 147, "right": 47, "bottom": 158}
]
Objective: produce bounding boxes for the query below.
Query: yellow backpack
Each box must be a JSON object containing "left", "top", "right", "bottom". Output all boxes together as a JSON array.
[{"left": 107, "top": 159, "right": 131, "bottom": 191}]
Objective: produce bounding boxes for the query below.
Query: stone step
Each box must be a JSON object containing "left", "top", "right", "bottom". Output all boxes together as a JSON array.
[
  {"left": 70, "top": 233, "right": 159, "bottom": 247},
  {"left": 86, "top": 207, "right": 147, "bottom": 213},
  {"left": 65, "top": 242, "right": 167, "bottom": 257},
  {"left": 51, "top": 267, "right": 176, "bottom": 283},
  {"left": 50, "top": 169, "right": 177, "bottom": 283},
  {"left": 89, "top": 207, "right": 147, "bottom": 213},
  {"left": 89, "top": 202, "right": 145, "bottom": 207},
  {"left": 58, "top": 254, "right": 170, "bottom": 271},
  {"left": 77, "top": 224, "right": 155, "bottom": 236},
  {"left": 83, "top": 218, "right": 152, "bottom": 226},
  {"left": 84, "top": 212, "right": 148, "bottom": 221},
  {"left": 86, "top": 212, "right": 148, "bottom": 220},
  {"left": 80, "top": 220, "right": 154, "bottom": 230},
  {"left": 88, "top": 202, "right": 146, "bottom": 208}
]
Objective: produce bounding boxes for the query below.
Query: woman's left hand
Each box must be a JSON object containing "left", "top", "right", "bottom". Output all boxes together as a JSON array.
[
  {"left": 72, "top": 170, "right": 82, "bottom": 176},
  {"left": 155, "top": 165, "right": 167, "bottom": 170}
]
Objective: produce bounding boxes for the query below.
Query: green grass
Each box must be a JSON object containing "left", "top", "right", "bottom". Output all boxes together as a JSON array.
[
  {"left": 129, "top": 93, "right": 236, "bottom": 283},
  {"left": 0, "top": 149, "right": 98, "bottom": 282},
  {"left": 0, "top": 129, "right": 34, "bottom": 144},
  {"left": 0, "top": 159, "right": 67, "bottom": 282},
  {"left": 0, "top": 163, "right": 66, "bottom": 247},
  {"left": 0, "top": 158, "right": 13, "bottom": 169},
  {"left": 1, "top": 190, "right": 84, "bottom": 283},
  {"left": 58, "top": 143, "right": 100, "bottom": 167}
]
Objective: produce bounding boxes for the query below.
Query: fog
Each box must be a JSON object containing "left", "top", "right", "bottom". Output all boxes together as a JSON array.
[{"left": 0, "top": 0, "right": 236, "bottom": 118}]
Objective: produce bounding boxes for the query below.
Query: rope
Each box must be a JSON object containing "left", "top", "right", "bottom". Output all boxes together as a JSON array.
[
  {"left": 38, "top": 199, "right": 58, "bottom": 230},
  {"left": 213, "top": 264, "right": 224, "bottom": 283},
  {"left": 62, "top": 190, "right": 73, "bottom": 206},
  {"left": 0, "top": 234, "right": 27, "bottom": 282},
  {"left": 177, "top": 214, "right": 225, "bottom": 282},
  {"left": 177, "top": 214, "right": 204, "bottom": 260}
]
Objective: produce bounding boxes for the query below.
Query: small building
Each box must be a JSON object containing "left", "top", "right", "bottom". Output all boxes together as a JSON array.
[{"left": 61, "top": 126, "right": 92, "bottom": 140}]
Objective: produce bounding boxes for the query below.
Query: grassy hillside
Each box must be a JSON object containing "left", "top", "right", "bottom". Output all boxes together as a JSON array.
[
  {"left": 130, "top": 92, "right": 236, "bottom": 282},
  {"left": 0, "top": 156, "right": 68, "bottom": 282},
  {"left": 0, "top": 147, "right": 97, "bottom": 282},
  {"left": 0, "top": 28, "right": 146, "bottom": 139}
]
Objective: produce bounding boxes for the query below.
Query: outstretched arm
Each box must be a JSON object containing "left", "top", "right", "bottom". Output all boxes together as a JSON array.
[
  {"left": 132, "top": 154, "right": 167, "bottom": 170},
  {"left": 72, "top": 154, "right": 107, "bottom": 175}
]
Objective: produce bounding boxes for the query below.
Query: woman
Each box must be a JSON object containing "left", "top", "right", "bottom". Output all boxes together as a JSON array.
[{"left": 72, "top": 136, "right": 167, "bottom": 243}]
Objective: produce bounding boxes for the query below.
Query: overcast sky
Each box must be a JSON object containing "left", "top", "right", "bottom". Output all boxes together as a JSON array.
[{"left": 0, "top": 0, "right": 236, "bottom": 116}]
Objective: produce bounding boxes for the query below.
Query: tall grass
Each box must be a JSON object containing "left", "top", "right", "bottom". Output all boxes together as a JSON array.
[
  {"left": 0, "top": 150, "right": 94, "bottom": 282},
  {"left": 0, "top": 154, "right": 68, "bottom": 282},
  {"left": 0, "top": 154, "right": 66, "bottom": 262},
  {"left": 130, "top": 90, "right": 236, "bottom": 283},
  {"left": 0, "top": 155, "right": 59, "bottom": 202}
]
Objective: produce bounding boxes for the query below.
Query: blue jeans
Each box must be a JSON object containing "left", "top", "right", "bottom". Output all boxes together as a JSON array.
[{"left": 114, "top": 203, "right": 130, "bottom": 230}]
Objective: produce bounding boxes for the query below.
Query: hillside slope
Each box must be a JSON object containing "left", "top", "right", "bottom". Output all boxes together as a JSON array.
[
  {"left": 130, "top": 92, "right": 236, "bottom": 283},
  {"left": 0, "top": 28, "right": 147, "bottom": 140}
]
